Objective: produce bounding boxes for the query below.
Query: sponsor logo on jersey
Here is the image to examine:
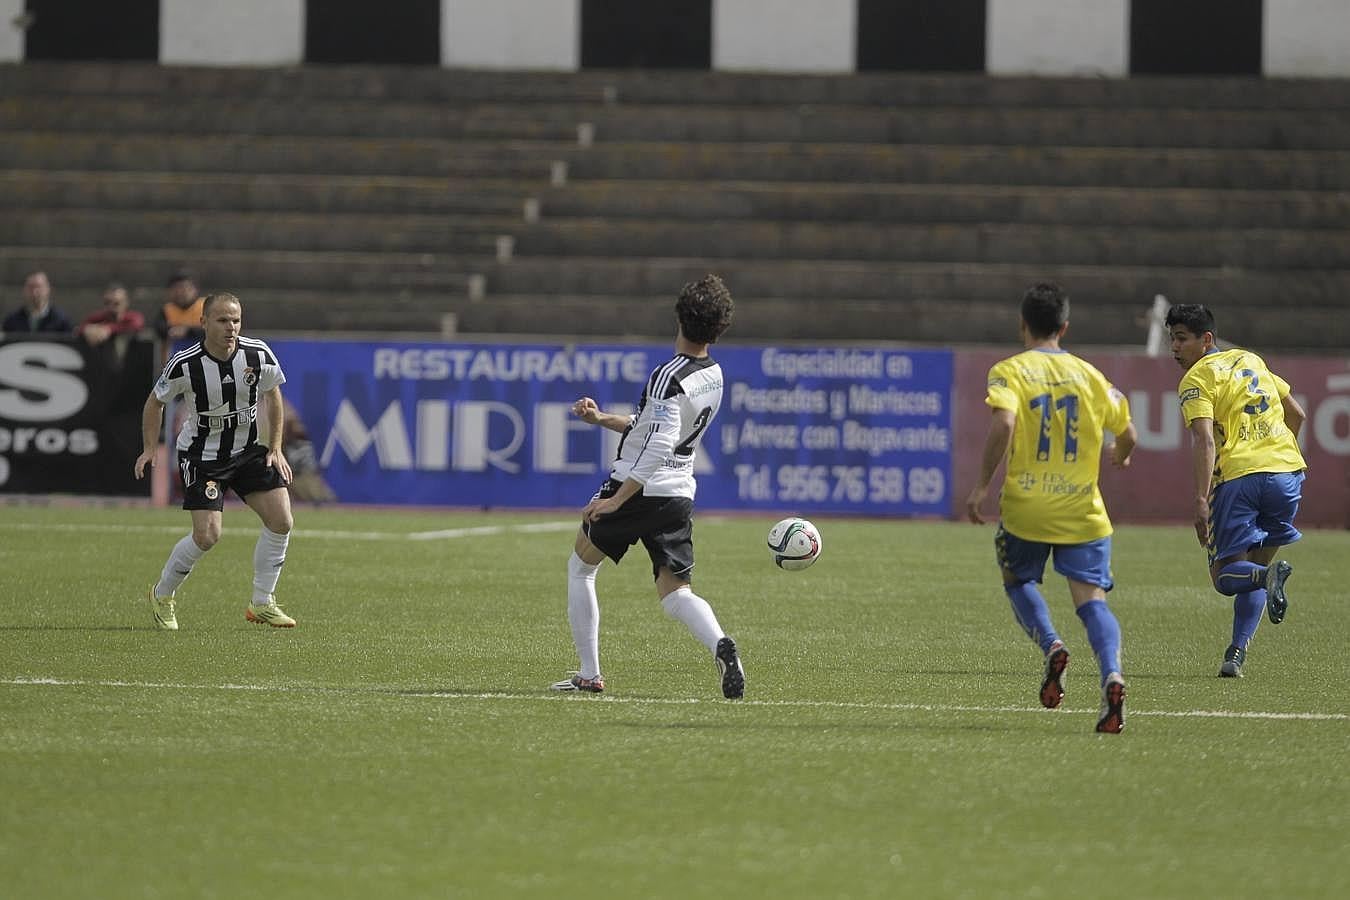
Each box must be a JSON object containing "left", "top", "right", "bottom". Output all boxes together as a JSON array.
[{"left": 1179, "top": 387, "right": 1201, "bottom": 403}]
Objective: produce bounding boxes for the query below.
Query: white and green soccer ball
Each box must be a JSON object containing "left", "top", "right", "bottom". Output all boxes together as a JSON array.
[{"left": 767, "top": 517, "right": 822, "bottom": 571}]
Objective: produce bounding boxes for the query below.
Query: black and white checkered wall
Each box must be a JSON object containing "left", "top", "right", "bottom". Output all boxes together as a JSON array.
[{"left": 4, "top": 0, "right": 1348, "bottom": 77}]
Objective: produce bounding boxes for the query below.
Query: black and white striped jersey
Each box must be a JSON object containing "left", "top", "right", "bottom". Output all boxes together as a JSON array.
[
  {"left": 153, "top": 336, "right": 286, "bottom": 463},
  {"left": 610, "top": 353, "right": 723, "bottom": 499}
]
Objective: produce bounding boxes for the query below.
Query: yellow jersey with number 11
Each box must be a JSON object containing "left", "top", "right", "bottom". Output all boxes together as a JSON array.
[{"left": 985, "top": 349, "right": 1132, "bottom": 544}]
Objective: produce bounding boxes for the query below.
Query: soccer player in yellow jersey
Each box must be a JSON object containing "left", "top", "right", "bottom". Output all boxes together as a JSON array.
[
  {"left": 967, "top": 283, "right": 1137, "bottom": 733},
  {"left": 1165, "top": 304, "right": 1306, "bottom": 678}
]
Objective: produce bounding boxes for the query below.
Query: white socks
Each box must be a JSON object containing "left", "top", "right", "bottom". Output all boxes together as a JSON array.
[
  {"left": 156, "top": 534, "right": 206, "bottom": 597},
  {"left": 661, "top": 586, "right": 725, "bottom": 654},
  {"left": 251, "top": 527, "right": 290, "bottom": 605},
  {"left": 567, "top": 553, "right": 602, "bottom": 678}
]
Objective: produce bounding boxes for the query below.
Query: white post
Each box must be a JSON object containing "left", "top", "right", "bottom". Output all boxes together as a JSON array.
[{"left": 1144, "top": 294, "right": 1170, "bottom": 357}]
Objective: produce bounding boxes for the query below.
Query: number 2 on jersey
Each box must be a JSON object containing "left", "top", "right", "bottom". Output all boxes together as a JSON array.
[{"left": 1029, "top": 392, "right": 1079, "bottom": 462}]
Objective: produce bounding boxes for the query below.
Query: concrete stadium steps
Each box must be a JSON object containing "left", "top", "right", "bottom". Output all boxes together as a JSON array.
[
  {"left": 509, "top": 219, "right": 1350, "bottom": 269},
  {"left": 580, "top": 106, "right": 1350, "bottom": 150},
  {"left": 0, "top": 171, "right": 540, "bottom": 217},
  {"left": 454, "top": 292, "right": 1021, "bottom": 342},
  {"left": 0, "top": 96, "right": 584, "bottom": 142},
  {"left": 5, "top": 95, "right": 1347, "bottom": 150},
  {"left": 3, "top": 62, "right": 1346, "bottom": 349},
  {"left": 453, "top": 292, "right": 1346, "bottom": 349},
  {"left": 203, "top": 290, "right": 456, "bottom": 333},
  {"left": 8, "top": 209, "right": 515, "bottom": 256},
  {"left": 479, "top": 257, "right": 1350, "bottom": 311},
  {"left": 0, "top": 133, "right": 569, "bottom": 179},
  {"left": 557, "top": 143, "right": 1350, "bottom": 190},
  {"left": 540, "top": 181, "right": 1350, "bottom": 230},
  {"left": 12, "top": 172, "right": 1345, "bottom": 232},
  {"left": 6, "top": 62, "right": 1347, "bottom": 111},
  {"left": 0, "top": 63, "right": 614, "bottom": 104},
  {"left": 0, "top": 247, "right": 486, "bottom": 294}
]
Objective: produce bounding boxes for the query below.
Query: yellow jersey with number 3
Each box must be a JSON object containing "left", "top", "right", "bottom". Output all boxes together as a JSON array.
[
  {"left": 1176, "top": 348, "right": 1305, "bottom": 485},
  {"left": 986, "top": 349, "right": 1131, "bottom": 543}
]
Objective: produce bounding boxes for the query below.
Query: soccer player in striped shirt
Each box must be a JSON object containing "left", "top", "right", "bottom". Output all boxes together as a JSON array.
[
  {"left": 966, "top": 283, "right": 1137, "bottom": 733},
  {"left": 550, "top": 275, "right": 744, "bottom": 699},
  {"left": 133, "top": 293, "right": 297, "bottom": 630},
  {"left": 1166, "top": 303, "right": 1305, "bottom": 678}
]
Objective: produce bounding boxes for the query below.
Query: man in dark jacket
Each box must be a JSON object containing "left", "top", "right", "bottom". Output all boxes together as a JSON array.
[{"left": 3, "top": 271, "right": 73, "bottom": 334}]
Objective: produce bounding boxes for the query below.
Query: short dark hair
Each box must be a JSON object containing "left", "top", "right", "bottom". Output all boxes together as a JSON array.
[
  {"left": 166, "top": 269, "right": 195, "bottom": 287},
  {"left": 201, "top": 292, "right": 240, "bottom": 316},
  {"left": 1163, "top": 303, "right": 1215, "bottom": 338},
  {"left": 675, "top": 274, "right": 734, "bottom": 345},
  {"left": 1021, "top": 282, "right": 1070, "bottom": 339}
]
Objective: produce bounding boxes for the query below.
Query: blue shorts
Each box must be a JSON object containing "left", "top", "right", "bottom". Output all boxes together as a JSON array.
[
  {"left": 1208, "top": 471, "right": 1304, "bottom": 565},
  {"left": 995, "top": 525, "right": 1114, "bottom": 591}
]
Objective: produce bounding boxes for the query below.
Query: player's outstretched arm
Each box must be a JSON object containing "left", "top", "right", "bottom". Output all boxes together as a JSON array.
[
  {"left": 572, "top": 396, "right": 633, "bottom": 433},
  {"left": 134, "top": 395, "right": 166, "bottom": 479}
]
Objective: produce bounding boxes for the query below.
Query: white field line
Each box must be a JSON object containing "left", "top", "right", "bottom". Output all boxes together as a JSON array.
[
  {"left": 3, "top": 677, "right": 1345, "bottom": 722},
  {"left": 0, "top": 521, "right": 576, "bottom": 541}
]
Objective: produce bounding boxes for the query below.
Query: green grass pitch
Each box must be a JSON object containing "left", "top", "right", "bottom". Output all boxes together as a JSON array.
[{"left": 1, "top": 503, "right": 1346, "bottom": 899}]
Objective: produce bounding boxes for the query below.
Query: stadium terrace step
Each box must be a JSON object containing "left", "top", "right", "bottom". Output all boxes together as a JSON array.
[
  {"left": 540, "top": 181, "right": 1350, "bottom": 230},
  {"left": 4, "top": 62, "right": 1347, "bottom": 111},
  {"left": 4, "top": 95, "right": 1346, "bottom": 151},
  {"left": 11, "top": 173, "right": 1346, "bottom": 231},
  {"left": 7, "top": 209, "right": 515, "bottom": 256},
  {"left": 0, "top": 171, "right": 542, "bottom": 217},
  {"left": 0, "top": 63, "right": 615, "bottom": 104},
  {"left": 479, "top": 257, "right": 1350, "bottom": 310},
  {"left": 0, "top": 247, "right": 487, "bottom": 294},
  {"left": 0, "top": 97, "right": 585, "bottom": 141},
  {"left": 578, "top": 106, "right": 1350, "bottom": 151},
  {"left": 557, "top": 143, "right": 1350, "bottom": 190},
  {"left": 0, "top": 133, "right": 570, "bottom": 179},
  {"left": 510, "top": 219, "right": 1350, "bottom": 269}
]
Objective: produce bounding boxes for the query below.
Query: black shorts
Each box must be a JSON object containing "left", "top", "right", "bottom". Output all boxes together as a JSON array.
[
  {"left": 584, "top": 479, "right": 696, "bottom": 581},
  {"left": 180, "top": 445, "right": 287, "bottom": 511}
]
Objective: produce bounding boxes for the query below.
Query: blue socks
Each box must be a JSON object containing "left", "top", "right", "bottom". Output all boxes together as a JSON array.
[
  {"left": 1004, "top": 582, "right": 1059, "bottom": 654},
  {"left": 1006, "top": 583, "right": 1125, "bottom": 686},
  {"left": 1075, "top": 599, "right": 1123, "bottom": 685},
  {"left": 1232, "top": 590, "right": 1266, "bottom": 650},
  {"left": 1215, "top": 561, "right": 1265, "bottom": 596}
]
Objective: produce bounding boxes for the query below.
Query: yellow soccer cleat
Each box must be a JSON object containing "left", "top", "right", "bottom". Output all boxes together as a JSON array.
[
  {"left": 149, "top": 586, "right": 178, "bottom": 631},
  {"left": 246, "top": 601, "right": 296, "bottom": 628}
]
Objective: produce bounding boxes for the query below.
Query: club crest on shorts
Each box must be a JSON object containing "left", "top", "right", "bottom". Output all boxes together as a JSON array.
[
  {"left": 243, "top": 367, "right": 258, "bottom": 386},
  {"left": 204, "top": 480, "right": 220, "bottom": 500}
]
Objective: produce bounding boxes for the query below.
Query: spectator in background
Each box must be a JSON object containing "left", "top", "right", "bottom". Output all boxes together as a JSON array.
[
  {"left": 154, "top": 270, "right": 205, "bottom": 344},
  {"left": 3, "top": 271, "right": 73, "bottom": 334},
  {"left": 77, "top": 282, "right": 145, "bottom": 347},
  {"left": 280, "top": 396, "right": 337, "bottom": 503}
]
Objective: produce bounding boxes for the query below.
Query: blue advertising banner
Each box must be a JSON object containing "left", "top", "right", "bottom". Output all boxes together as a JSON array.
[{"left": 271, "top": 340, "right": 952, "bottom": 514}]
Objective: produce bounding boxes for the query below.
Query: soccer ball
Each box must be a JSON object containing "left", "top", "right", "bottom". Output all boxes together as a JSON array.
[{"left": 767, "top": 517, "right": 822, "bottom": 571}]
